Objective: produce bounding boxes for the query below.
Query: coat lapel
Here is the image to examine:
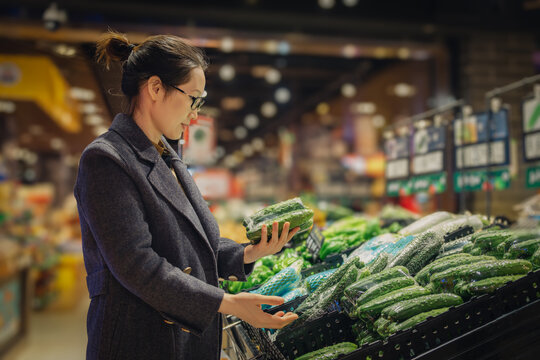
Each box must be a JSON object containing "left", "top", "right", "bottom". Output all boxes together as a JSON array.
[{"left": 109, "top": 114, "right": 214, "bottom": 250}]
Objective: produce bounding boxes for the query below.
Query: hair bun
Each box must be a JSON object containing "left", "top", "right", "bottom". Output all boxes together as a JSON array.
[{"left": 95, "top": 31, "right": 133, "bottom": 69}]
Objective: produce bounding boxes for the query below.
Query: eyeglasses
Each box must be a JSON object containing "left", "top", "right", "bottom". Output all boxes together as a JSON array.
[{"left": 168, "top": 84, "right": 206, "bottom": 110}]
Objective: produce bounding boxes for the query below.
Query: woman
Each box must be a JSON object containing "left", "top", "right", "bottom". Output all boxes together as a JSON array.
[{"left": 74, "top": 32, "right": 299, "bottom": 360}]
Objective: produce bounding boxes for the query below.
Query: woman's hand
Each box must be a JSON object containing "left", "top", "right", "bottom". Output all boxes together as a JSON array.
[
  {"left": 218, "top": 292, "right": 298, "bottom": 329},
  {"left": 244, "top": 222, "right": 300, "bottom": 264}
]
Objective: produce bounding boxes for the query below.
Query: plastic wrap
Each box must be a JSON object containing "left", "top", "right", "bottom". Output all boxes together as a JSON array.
[
  {"left": 304, "top": 268, "right": 338, "bottom": 293},
  {"left": 346, "top": 233, "right": 399, "bottom": 264},
  {"left": 251, "top": 259, "right": 303, "bottom": 297},
  {"left": 454, "top": 275, "right": 524, "bottom": 299},
  {"left": 356, "top": 285, "right": 430, "bottom": 321},
  {"left": 398, "top": 211, "right": 454, "bottom": 237},
  {"left": 343, "top": 266, "right": 410, "bottom": 303}
]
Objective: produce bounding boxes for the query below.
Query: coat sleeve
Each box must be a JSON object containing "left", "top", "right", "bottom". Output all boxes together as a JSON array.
[
  {"left": 74, "top": 145, "right": 224, "bottom": 337},
  {"left": 216, "top": 238, "right": 255, "bottom": 281}
]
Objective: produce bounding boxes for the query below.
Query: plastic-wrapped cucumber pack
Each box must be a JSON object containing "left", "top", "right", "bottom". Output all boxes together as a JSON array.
[
  {"left": 346, "top": 233, "right": 400, "bottom": 264},
  {"left": 343, "top": 266, "right": 411, "bottom": 304},
  {"left": 304, "top": 268, "right": 338, "bottom": 293},
  {"left": 398, "top": 211, "right": 454, "bottom": 237},
  {"left": 251, "top": 259, "right": 303, "bottom": 296}
]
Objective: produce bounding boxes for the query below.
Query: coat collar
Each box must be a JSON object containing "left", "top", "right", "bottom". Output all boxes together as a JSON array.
[
  {"left": 109, "top": 113, "right": 215, "bottom": 251},
  {"left": 109, "top": 113, "right": 161, "bottom": 164}
]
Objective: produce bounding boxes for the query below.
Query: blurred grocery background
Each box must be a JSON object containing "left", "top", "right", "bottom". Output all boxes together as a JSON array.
[{"left": 0, "top": 1, "right": 539, "bottom": 359}]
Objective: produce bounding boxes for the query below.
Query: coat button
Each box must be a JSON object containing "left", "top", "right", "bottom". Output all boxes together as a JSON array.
[
  {"left": 228, "top": 275, "right": 238, "bottom": 281},
  {"left": 163, "top": 319, "right": 174, "bottom": 325},
  {"left": 183, "top": 267, "right": 192, "bottom": 275},
  {"left": 181, "top": 328, "right": 191, "bottom": 333},
  {"left": 218, "top": 277, "right": 225, "bottom": 282}
]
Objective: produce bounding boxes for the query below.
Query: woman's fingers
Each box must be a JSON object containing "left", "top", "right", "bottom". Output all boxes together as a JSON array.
[
  {"left": 271, "top": 221, "right": 279, "bottom": 242},
  {"left": 261, "top": 312, "right": 298, "bottom": 329},
  {"left": 278, "top": 222, "right": 291, "bottom": 243},
  {"left": 285, "top": 226, "right": 301, "bottom": 243},
  {"left": 256, "top": 295, "right": 284, "bottom": 307},
  {"left": 260, "top": 224, "right": 268, "bottom": 243}
]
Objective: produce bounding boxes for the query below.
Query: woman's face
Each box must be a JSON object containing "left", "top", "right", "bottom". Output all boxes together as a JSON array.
[{"left": 152, "top": 67, "right": 206, "bottom": 140}]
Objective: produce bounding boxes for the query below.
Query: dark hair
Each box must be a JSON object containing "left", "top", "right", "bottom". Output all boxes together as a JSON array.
[{"left": 95, "top": 31, "right": 208, "bottom": 112}]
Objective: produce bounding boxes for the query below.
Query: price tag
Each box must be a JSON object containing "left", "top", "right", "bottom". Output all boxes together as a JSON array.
[
  {"left": 455, "top": 141, "right": 507, "bottom": 169},
  {"left": 306, "top": 226, "right": 325, "bottom": 260},
  {"left": 525, "top": 132, "right": 540, "bottom": 161},
  {"left": 413, "top": 151, "right": 444, "bottom": 175},
  {"left": 386, "top": 159, "right": 409, "bottom": 179}
]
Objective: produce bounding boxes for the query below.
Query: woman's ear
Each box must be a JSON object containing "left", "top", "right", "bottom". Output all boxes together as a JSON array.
[{"left": 147, "top": 75, "right": 163, "bottom": 102}]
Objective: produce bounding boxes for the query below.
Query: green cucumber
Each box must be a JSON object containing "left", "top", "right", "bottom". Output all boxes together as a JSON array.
[
  {"left": 532, "top": 247, "right": 540, "bottom": 267},
  {"left": 416, "top": 255, "right": 495, "bottom": 286},
  {"left": 381, "top": 293, "right": 462, "bottom": 322},
  {"left": 386, "top": 307, "right": 449, "bottom": 335},
  {"left": 414, "top": 254, "right": 472, "bottom": 285},
  {"left": 504, "top": 238, "right": 540, "bottom": 259},
  {"left": 356, "top": 285, "right": 430, "bottom": 320},
  {"left": 368, "top": 253, "right": 389, "bottom": 274},
  {"left": 462, "top": 242, "right": 475, "bottom": 253},
  {"left": 440, "top": 236, "right": 474, "bottom": 253},
  {"left": 358, "top": 334, "right": 378, "bottom": 346},
  {"left": 496, "top": 230, "right": 540, "bottom": 253},
  {"left": 472, "top": 230, "right": 514, "bottom": 251},
  {"left": 356, "top": 277, "right": 416, "bottom": 306},
  {"left": 246, "top": 208, "right": 314, "bottom": 243},
  {"left": 456, "top": 275, "right": 524, "bottom": 298},
  {"left": 375, "top": 317, "right": 393, "bottom": 337},
  {"left": 430, "top": 259, "right": 532, "bottom": 292},
  {"left": 344, "top": 266, "right": 410, "bottom": 300},
  {"left": 244, "top": 197, "right": 305, "bottom": 228},
  {"left": 294, "top": 342, "right": 358, "bottom": 360},
  {"left": 296, "top": 257, "right": 362, "bottom": 314},
  {"left": 470, "top": 248, "right": 483, "bottom": 256},
  {"left": 387, "top": 231, "right": 436, "bottom": 268},
  {"left": 406, "top": 236, "right": 444, "bottom": 275}
]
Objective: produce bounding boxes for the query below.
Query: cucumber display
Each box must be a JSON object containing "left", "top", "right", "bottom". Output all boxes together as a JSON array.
[
  {"left": 356, "top": 285, "right": 430, "bottom": 320},
  {"left": 455, "top": 275, "right": 524, "bottom": 298},
  {"left": 356, "top": 277, "right": 416, "bottom": 306},
  {"left": 387, "top": 231, "right": 436, "bottom": 268},
  {"left": 406, "top": 235, "right": 444, "bottom": 275},
  {"left": 374, "top": 317, "right": 393, "bottom": 337},
  {"left": 344, "top": 266, "right": 410, "bottom": 300},
  {"left": 294, "top": 342, "right": 358, "bottom": 360},
  {"left": 398, "top": 211, "right": 454, "bottom": 237},
  {"left": 381, "top": 293, "right": 462, "bottom": 322},
  {"left": 496, "top": 230, "right": 540, "bottom": 254},
  {"left": 430, "top": 259, "right": 532, "bottom": 292},
  {"left": 386, "top": 307, "right": 449, "bottom": 335},
  {"left": 251, "top": 263, "right": 301, "bottom": 296}
]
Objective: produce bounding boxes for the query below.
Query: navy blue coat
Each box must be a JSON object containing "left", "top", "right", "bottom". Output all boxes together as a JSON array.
[{"left": 74, "top": 113, "right": 254, "bottom": 360}]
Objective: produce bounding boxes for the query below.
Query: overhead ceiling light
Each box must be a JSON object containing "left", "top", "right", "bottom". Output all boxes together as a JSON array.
[
  {"left": 342, "top": 44, "right": 357, "bottom": 58},
  {"left": 372, "top": 115, "right": 386, "bottom": 128},
  {"left": 242, "top": 144, "right": 254, "bottom": 156},
  {"left": 374, "top": 47, "right": 389, "bottom": 58},
  {"left": 50, "top": 138, "right": 65, "bottom": 150},
  {"left": 277, "top": 41, "right": 290, "bottom": 55},
  {"left": 79, "top": 103, "right": 99, "bottom": 114},
  {"left": 393, "top": 83, "right": 417, "bottom": 97},
  {"left": 341, "top": 83, "right": 357, "bottom": 98},
  {"left": 252, "top": 138, "right": 265, "bottom": 151},
  {"left": 351, "top": 102, "right": 376, "bottom": 114},
  {"left": 261, "top": 102, "right": 277, "bottom": 118},
  {"left": 275, "top": 87, "right": 291, "bottom": 103},
  {"left": 219, "top": 64, "right": 235, "bottom": 82},
  {"left": 234, "top": 126, "right": 248, "bottom": 139},
  {"left": 54, "top": 44, "right": 76, "bottom": 57},
  {"left": 84, "top": 114, "right": 105, "bottom": 126},
  {"left": 318, "top": 0, "right": 336, "bottom": 9},
  {"left": 397, "top": 47, "right": 411, "bottom": 59},
  {"left": 69, "top": 87, "right": 95, "bottom": 101},
  {"left": 342, "top": 0, "right": 358, "bottom": 6},
  {"left": 265, "top": 68, "right": 281, "bottom": 84},
  {"left": 220, "top": 37, "right": 235, "bottom": 53},
  {"left": 264, "top": 40, "right": 279, "bottom": 54},
  {"left": 0, "top": 100, "right": 16, "bottom": 113},
  {"left": 220, "top": 97, "right": 245, "bottom": 111},
  {"left": 244, "top": 114, "right": 260, "bottom": 129},
  {"left": 316, "top": 102, "right": 330, "bottom": 116}
]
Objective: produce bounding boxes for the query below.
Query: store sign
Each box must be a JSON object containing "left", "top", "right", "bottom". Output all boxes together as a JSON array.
[
  {"left": 192, "top": 169, "right": 232, "bottom": 199},
  {"left": 182, "top": 115, "right": 216, "bottom": 165},
  {"left": 413, "top": 151, "right": 444, "bottom": 174},
  {"left": 526, "top": 166, "right": 540, "bottom": 188},
  {"left": 454, "top": 169, "right": 510, "bottom": 192},
  {"left": 387, "top": 179, "right": 413, "bottom": 197},
  {"left": 523, "top": 97, "right": 540, "bottom": 134},
  {"left": 385, "top": 135, "right": 410, "bottom": 196},
  {"left": 411, "top": 172, "right": 447, "bottom": 194},
  {"left": 455, "top": 141, "right": 509, "bottom": 169}
]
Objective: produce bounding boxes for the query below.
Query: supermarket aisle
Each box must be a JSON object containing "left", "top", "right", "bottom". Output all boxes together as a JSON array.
[{"left": 5, "top": 298, "right": 89, "bottom": 360}]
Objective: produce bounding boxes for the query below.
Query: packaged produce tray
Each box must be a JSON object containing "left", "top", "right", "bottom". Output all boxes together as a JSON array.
[{"left": 341, "top": 268, "right": 540, "bottom": 360}]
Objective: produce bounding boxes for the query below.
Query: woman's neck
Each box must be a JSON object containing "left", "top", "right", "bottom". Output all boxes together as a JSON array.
[{"left": 132, "top": 108, "right": 162, "bottom": 144}]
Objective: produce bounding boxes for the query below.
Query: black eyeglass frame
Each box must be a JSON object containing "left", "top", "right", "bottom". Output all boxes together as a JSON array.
[{"left": 168, "top": 84, "right": 206, "bottom": 110}]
